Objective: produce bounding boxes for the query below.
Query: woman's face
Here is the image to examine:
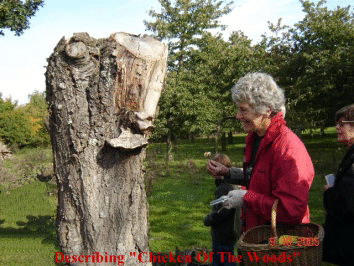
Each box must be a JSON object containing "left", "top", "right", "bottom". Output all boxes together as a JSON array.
[
  {"left": 336, "top": 118, "right": 354, "bottom": 147},
  {"left": 236, "top": 101, "right": 271, "bottom": 136}
]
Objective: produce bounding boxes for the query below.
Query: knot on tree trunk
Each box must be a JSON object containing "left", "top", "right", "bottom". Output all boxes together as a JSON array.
[{"left": 64, "top": 32, "right": 98, "bottom": 66}]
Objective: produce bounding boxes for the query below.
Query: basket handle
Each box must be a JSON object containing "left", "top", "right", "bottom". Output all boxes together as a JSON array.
[{"left": 271, "top": 199, "right": 279, "bottom": 239}]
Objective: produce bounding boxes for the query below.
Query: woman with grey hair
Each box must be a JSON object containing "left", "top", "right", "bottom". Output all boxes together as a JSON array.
[{"left": 207, "top": 72, "right": 314, "bottom": 233}]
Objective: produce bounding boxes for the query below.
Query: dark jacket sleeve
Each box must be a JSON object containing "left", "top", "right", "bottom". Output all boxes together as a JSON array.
[
  {"left": 324, "top": 164, "right": 354, "bottom": 221},
  {"left": 204, "top": 182, "right": 236, "bottom": 226},
  {"left": 225, "top": 167, "right": 245, "bottom": 186}
]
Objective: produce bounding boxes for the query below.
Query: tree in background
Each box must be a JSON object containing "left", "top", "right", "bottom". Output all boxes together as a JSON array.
[
  {"left": 190, "top": 31, "right": 266, "bottom": 128},
  {"left": 145, "top": 0, "right": 233, "bottom": 72},
  {"left": 0, "top": 0, "right": 44, "bottom": 36},
  {"left": 147, "top": 0, "right": 354, "bottom": 152},
  {"left": 144, "top": 0, "right": 233, "bottom": 163},
  {"left": 0, "top": 96, "right": 34, "bottom": 149},
  {"left": 290, "top": 0, "right": 354, "bottom": 130},
  {"left": 190, "top": 30, "right": 268, "bottom": 151},
  {"left": 0, "top": 92, "right": 50, "bottom": 149},
  {"left": 264, "top": 0, "right": 354, "bottom": 132},
  {"left": 25, "top": 90, "right": 50, "bottom": 147}
]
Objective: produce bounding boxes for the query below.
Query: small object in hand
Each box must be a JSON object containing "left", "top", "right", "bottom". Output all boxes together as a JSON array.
[
  {"left": 204, "top": 151, "right": 211, "bottom": 158},
  {"left": 210, "top": 195, "right": 229, "bottom": 205},
  {"left": 325, "top": 174, "right": 335, "bottom": 187}
]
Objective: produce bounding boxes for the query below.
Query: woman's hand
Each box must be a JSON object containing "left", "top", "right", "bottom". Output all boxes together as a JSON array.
[
  {"left": 324, "top": 185, "right": 331, "bottom": 192},
  {"left": 206, "top": 160, "right": 230, "bottom": 177}
]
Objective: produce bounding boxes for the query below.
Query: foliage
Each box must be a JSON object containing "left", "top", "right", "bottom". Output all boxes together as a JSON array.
[
  {"left": 25, "top": 90, "right": 50, "bottom": 147},
  {"left": 145, "top": 0, "right": 234, "bottom": 71},
  {"left": 0, "top": 100, "right": 36, "bottom": 149},
  {"left": 188, "top": 31, "right": 267, "bottom": 134},
  {"left": 145, "top": 0, "right": 263, "bottom": 142},
  {"left": 150, "top": 29, "right": 268, "bottom": 141},
  {"left": 0, "top": 0, "right": 44, "bottom": 36},
  {"left": 263, "top": 0, "right": 354, "bottom": 130},
  {"left": 145, "top": 0, "right": 279, "bottom": 143},
  {"left": 0, "top": 92, "right": 50, "bottom": 149},
  {"left": 153, "top": 70, "right": 218, "bottom": 140},
  {"left": 0, "top": 147, "right": 53, "bottom": 189},
  {"left": 145, "top": 0, "right": 236, "bottom": 161}
]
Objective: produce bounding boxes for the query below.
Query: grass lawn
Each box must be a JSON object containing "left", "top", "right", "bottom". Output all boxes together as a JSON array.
[
  {"left": 147, "top": 129, "right": 341, "bottom": 266},
  {"left": 0, "top": 129, "right": 342, "bottom": 265},
  {"left": 0, "top": 181, "right": 58, "bottom": 266}
]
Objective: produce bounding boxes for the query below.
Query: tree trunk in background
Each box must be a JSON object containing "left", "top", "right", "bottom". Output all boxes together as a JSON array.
[
  {"left": 228, "top": 131, "right": 233, "bottom": 145},
  {"left": 214, "top": 116, "right": 237, "bottom": 154},
  {"left": 45, "top": 32, "right": 167, "bottom": 266},
  {"left": 165, "top": 128, "right": 173, "bottom": 175},
  {"left": 221, "top": 132, "right": 226, "bottom": 151}
]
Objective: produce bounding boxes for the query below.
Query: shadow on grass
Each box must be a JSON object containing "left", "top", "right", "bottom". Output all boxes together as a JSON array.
[{"left": 0, "top": 215, "right": 58, "bottom": 247}]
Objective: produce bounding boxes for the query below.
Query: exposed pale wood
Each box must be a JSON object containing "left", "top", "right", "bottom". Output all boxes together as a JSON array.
[{"left": 46, "top": 32, "right": 167, "bottom": 266}]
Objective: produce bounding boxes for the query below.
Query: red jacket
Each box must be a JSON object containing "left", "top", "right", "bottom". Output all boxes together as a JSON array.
[{"left": 242, "top": 113, "right": 314, "bottom": 230}]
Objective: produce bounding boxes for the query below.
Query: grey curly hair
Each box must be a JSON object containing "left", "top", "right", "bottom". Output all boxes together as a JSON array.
[{"left": 231, "top": 73, "right": 286, "bottom": 117}]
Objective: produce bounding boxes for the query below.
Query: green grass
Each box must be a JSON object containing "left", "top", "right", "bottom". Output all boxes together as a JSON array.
[
  {"left": 146, "top": 136, "right": 246, "bottom": 253},
  {"left": 0, "top": 181, "right": 58, "bottom": 266},
  {"left": 0, "top": 147, "right": 53, "bottom": 190},
  {"left": 148, "top": 177, "right": 213, "bottom": 252},
  {"left": 0, "top": 129, "right": 342, "bottom": 265},
  {"left": 146, "top": 129, "right": 340, "bottom": 265}
]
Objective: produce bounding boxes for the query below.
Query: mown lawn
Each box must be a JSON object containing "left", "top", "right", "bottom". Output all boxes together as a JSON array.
[
  {"left": 0, "top": 129, "right": 342, "bottom": 265},
  {"left": 147, "top": 129, "right": 340, "bottom": 266},
  {"left": 0, "top": 181, "right": 58, "bottom": 266}
]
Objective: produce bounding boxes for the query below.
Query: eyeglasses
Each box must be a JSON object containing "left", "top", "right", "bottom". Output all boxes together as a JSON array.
[{"left": 336, "top": 121, "right": 354, "bottom": 127}]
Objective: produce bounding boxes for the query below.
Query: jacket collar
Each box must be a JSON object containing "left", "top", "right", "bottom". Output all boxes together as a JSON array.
[
  {"left": 336, "top": 144, "right": 354, "bottom": 182},
  {"left": 245, "top": 112, "right": 286, "bottom": 161}
]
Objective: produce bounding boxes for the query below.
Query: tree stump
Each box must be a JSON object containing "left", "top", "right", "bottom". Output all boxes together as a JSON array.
[{"left": 46, "top": 32, "right": 168, "bottom": 266}]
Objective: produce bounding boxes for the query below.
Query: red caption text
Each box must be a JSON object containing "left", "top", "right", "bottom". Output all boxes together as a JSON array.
[{"left": 55, "top": 250, "right": 303, "bottom": 265}]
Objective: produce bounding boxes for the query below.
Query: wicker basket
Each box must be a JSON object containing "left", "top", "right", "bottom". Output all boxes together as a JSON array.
[{"left": 237, "top": 199, "right": 324, "bottom": 266}]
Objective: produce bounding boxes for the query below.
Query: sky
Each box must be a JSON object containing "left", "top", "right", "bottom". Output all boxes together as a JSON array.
[{"left": 0, "top": 0, "right": 351, "bottom": 105}]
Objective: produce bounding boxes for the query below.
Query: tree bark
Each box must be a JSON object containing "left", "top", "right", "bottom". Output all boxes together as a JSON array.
[
  {"left": 221, "top": 132, "right": 226, "bottom": 151},
  {"left": 228, "top": 131, "right": 233, "bottom": 145},
  {"left": 45, "top": 32, "right": 168, "bottom": 266},
  {"left": 214, "top": 116, "right": 237, "bottom": 154}
]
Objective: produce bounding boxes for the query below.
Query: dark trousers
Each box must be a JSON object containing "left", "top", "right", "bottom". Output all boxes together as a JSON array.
[{"left": 212, "top": 241, "right": 237, "bottom": 266}]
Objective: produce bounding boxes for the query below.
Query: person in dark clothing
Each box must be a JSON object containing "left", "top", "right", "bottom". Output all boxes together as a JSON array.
[
  {"left": 204, "top": 154, "right": 238, "bottom": 266},
  {"left": 323, "top": 104, "right": 354, "bottom": 266}
]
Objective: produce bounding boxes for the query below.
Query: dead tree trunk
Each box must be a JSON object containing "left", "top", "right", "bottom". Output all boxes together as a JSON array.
[{"left": 45, "top": 32, "right": 168, "bottom": 266}]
